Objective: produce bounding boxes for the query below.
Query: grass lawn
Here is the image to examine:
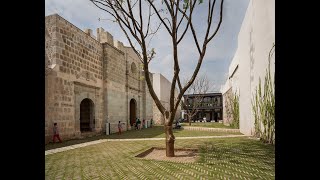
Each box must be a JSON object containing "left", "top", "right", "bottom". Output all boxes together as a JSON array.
[
  {"left": 45, "top": 137, "right": 274, "bottom": 179},
  {"left": 45, "top": 126, "right": 242, "bottom": 151},
  {"left": 181, "top": 122, "right": 237, "bottom": 129}
]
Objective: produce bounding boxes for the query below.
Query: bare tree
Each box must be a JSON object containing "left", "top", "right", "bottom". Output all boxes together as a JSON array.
[
  {"left": 89, "top": 0, "right": 224, "bottom": 157},
  {"left": 181, "top": 74, "right": 211, "bottom": 125}
]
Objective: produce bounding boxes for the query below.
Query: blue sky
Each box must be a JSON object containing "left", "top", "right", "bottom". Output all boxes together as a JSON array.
[{"left": 45, "top": 0, "right": 249, "bottom": 92}]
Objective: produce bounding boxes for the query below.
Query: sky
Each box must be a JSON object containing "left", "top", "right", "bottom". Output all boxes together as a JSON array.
[{"left": 45, "top": 0, "right": 249, "bottom": 92}]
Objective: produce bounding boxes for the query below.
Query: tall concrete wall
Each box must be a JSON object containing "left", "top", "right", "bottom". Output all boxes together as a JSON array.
[
  {"left": 152, "top": 73, "right": 181, "bottom": 125},
  {"left": 221, "top": 0, "right": 275, "bottom": 135}
]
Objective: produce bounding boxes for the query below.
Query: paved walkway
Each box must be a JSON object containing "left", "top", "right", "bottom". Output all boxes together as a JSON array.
[
  {"left": 182, "top": 127, "right": 240, "bottom": 133},
  {"left": 45, "top": 134, "right": 250, "bottom": 156}
]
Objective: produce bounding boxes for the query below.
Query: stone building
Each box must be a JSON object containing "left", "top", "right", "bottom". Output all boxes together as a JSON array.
[
  {"left": 45, "top": 14, "right": 154, "bottom": 144},
  {"left": 182, "top": 93, "right": 223, "bottom": 122}
]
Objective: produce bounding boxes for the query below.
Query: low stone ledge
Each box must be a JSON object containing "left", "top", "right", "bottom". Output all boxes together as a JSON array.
[{"left": 182, "top": 126, "right": 240, "bottom": 133}]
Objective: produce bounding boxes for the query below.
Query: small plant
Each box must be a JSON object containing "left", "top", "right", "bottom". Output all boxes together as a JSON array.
[
  {"left": 230, "top": 92, "right": 240, "bottom": 128},
  {"left": 252, "top": 43, "right": 275, "bottom": 144},
  {"left": 225, "top": 90, "right": 239, "bottom": 128}
]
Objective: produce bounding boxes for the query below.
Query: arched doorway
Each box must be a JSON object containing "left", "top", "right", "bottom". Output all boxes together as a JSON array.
[
  {"left": 130, "top": 99, "right": 137, "bottom": 126},
  {"left": 80, "top": 98, "right": 95, "bottom": 132}
]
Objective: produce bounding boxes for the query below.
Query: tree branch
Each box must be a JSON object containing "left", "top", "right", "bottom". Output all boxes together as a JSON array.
[
  {"left": 173, "top": 0, "right": 200, "bottom": 54},
  {"left": 146, "top": 0, "right": 172, "bottom": 35},
  {"left": 177, "top": 0, "right": 197, "bottom": 44},
  {"left": 207, "top": 0, "right": 224, "bottom": 42},
  {"left": 144, "top": 4, "right": 152, "bottom": 38}
]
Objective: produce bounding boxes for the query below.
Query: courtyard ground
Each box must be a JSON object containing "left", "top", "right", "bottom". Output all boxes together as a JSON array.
[
  {"left": 45, "top": 126, "right": 242, "bottom": 151},
  {"left": 181, "top": 122, "right": 237, "bottom": 129},
  {"left": 45, "top": 127, "right": 274, "bottom": 179}
]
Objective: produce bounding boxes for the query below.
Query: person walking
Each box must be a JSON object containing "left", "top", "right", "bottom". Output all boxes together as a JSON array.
[
  {"left": 52, "top": 123, "right": 62, "bottom": 143},
  {"left": 118, "top": 121, "right": 122, "bottom": 135},
  {"left": 136, "top": 118, "right": 141, "bottom": 130},
  {"left": 142, "top": 119, "right": 146, "bottom": 129},
  {"left": 135, "top": 118, "right": 138, "bottom": 130}
]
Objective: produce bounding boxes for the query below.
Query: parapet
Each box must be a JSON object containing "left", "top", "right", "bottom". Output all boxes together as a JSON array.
[
  {"left": 84, "top": 28, "right": 96, "bottom": 39},
  {"left": 114, "top": 40, "right": 124, "bottom": 52},
  {"left": 97, "top": 27, "right": 114, "bottom": 44},
  {"left": 96, "top": 27, "right": 125, "bottom": 52}
]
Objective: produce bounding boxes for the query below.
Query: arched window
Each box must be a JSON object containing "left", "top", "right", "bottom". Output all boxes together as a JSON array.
[{"left": 131, "top": 62, "right": 137, "bottom": 74}]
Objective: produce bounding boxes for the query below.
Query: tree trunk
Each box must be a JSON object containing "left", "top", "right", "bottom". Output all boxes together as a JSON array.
[
  {"left": 165, "top": 124, "right": 175, "bottom": 157},
  {"left": 189, "top": 116, "right": 191, "bottom": 126}
]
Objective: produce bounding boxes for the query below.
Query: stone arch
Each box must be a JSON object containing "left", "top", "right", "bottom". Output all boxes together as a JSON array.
[
  {"left": 80, "top": 98, "right": 95, "bottom": 132},
  {"left": 129, "top": 98, "right": 137, "bottom": 126}
]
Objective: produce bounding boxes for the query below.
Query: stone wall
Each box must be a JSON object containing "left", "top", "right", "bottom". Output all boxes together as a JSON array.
[
  {"left": 45, "top": 14, "right": 104, "bottom": 144},
  {"left": 222, "top": 88, "right": 233, "bottom": 125},
  {"left": 125, "top": 47, "right": 143, "bottom": 128},
  {"left": 45, "top": 14, "right": 154, "bottom": 143},
  {"left": 103, "top": 42, "right": 127, "bottom": 130}
]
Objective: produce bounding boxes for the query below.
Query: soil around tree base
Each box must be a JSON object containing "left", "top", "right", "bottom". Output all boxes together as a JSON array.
[{"left": 136, "top": 147, "right": 199, "bottom": 163}]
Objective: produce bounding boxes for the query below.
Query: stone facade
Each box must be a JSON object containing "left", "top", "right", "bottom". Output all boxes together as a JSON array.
[{"left": 45, "top": 14, "right": 154, "bottom": 143}]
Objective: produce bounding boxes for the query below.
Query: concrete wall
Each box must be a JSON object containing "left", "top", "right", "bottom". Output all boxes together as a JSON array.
[
  {"left": 221, "top": 0, "right": 275, "bottom": 135},
  {"left": 152, "top": 73, "right": 181, "bottom": 125},
  {"left": 144, "top": 72, "right": 154, "bottom": 122}
]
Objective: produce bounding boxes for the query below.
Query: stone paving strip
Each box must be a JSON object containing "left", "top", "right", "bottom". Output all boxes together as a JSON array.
[
  {"left": 182, "top": 127, "right": 240, "bottom": 133},
  {"left": 45, "top": 135, "right": 249, "bottom": 156}
]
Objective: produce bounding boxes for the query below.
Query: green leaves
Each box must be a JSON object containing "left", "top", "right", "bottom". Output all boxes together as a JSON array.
[
  {"left": 183, "top": 0, "right": 189, "bottom": 9},
  {"left": 252, "top": 43, "right": 275, "bottom": 144},
  {"left": 231, "top": 92, "right": 240, "bottom": 128},
  {"left": 226, "top": 90, "right": 239, "bottom": 129},
  {"left": 182, "top": 0, "right": 203, "bottom": 9}
]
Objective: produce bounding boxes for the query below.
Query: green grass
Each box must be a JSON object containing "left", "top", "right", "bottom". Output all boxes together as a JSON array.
[
  {"left": 181, "top": 122, "right": 237, "bottom": 129},
  {"left": 45, "top": 126, "right": 242, "bottom": 150},
  {"left": 45, "top": 137, "right": 275, "bottom": 179}
]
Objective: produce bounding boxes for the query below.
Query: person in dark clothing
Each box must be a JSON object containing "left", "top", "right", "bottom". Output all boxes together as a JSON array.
[
  {"left": 135, "top": 118, "right": 138, "bottom": 130},
  {"left": 174, "top": 120, "right": 181, "bottom": 129},
  {"left": 214, "top": 112, "right": 218, "bottom": 122},
  {"left": 136, "top": 118, "right": 141, "bottom": 130}
]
